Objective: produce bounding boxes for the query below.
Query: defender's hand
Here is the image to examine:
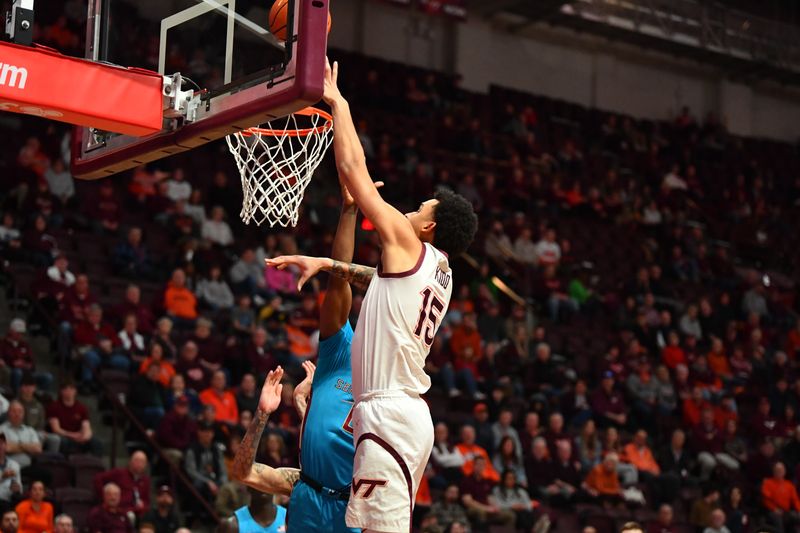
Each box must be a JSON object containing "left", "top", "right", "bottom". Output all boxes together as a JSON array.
[
  {"left": 258, "top": 367, "right": 284, "bottom": 414},
  {"left": 294, "top": 361, "right": 316, "bottom": 402}
]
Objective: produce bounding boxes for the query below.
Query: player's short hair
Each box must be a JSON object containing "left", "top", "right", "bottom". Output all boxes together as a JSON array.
[
  {"left": 619, "top": 522, "right": 644, "bottom": 533},
  {"left": 432, "top": 189, "right": 478, "bottom": 257}
]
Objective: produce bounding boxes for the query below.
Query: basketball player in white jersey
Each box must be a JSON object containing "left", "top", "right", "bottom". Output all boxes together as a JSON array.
[{"left": 267, "top": 59, "right": 478, "bottom": 532}]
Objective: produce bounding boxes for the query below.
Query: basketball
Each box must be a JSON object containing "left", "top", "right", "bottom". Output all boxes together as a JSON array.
[{"left": 269, "top": 0, "right": 331, "bottom": 42}]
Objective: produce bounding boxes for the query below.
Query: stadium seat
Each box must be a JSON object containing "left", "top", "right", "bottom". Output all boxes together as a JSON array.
[
  {"left": 34, "top": 455, "right": 72, "bottom": 488},
  {"left": 70, "top": 454, "right": 106, "bottom": 491}
]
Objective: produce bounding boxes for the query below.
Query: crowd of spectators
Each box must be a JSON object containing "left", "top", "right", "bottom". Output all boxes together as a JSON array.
[{"left": 1, "top": 3, "right": 800, "bottom": 533}]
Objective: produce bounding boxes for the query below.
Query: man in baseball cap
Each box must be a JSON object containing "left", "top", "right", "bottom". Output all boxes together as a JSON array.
[{"left": 140, "top": 485, "right": 179, "bottom": 533}]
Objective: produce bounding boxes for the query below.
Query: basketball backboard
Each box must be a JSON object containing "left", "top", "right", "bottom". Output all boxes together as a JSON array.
[{"left": 71, "top": 0, "right": 329, "bottom": 179}]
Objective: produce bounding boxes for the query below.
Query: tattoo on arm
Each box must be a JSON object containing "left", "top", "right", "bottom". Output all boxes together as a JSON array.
[
  {"left": 231, "top": 409, "right": 269, "bottom": 481},
  {"left": 278, "top": 468, "right": 300, "bottom": 489},
  {"left": 329, "top": 261, "right": 376, "bottom": 290}
]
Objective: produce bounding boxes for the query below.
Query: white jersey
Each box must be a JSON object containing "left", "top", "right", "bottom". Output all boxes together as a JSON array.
[{"left": 351, "top": 243, "right": 452, "bottom": 399}]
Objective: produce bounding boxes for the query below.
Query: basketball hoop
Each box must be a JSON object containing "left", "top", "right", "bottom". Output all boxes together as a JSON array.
[{"left": 226, "top": 107, "right": 334, "bottom": 227}]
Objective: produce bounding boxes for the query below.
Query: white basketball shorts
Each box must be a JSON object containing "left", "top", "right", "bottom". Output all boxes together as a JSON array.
[{"left": 344, "top": 391, "right": 434, "bottom": 533}]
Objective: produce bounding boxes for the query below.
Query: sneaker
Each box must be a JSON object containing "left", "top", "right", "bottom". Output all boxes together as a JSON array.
[
  {"left": 448, "top": 389, "right": 461, "bottom": 398},
  {"left": 473, "top": 391, "right": 487, "bottom": 400}
]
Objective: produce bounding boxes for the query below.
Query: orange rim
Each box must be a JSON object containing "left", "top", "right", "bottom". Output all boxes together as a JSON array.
[{"left": 241, "top": 107, "right": 333, "bottom": 138}]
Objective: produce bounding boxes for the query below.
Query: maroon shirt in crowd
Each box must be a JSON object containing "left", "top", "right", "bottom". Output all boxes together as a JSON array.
[
  {"left": 692, "top": 421, "right": 723, "bottom": 454},
  {"left": 86, "top": 504, "right": 134, "bottom": 533},
  {"left": 60, "top": 288, "right": 97, "bottom": 324},
  {"left": 46, "top": 398, "right": 90, "bottom": 432},
  {"left": 244, "top": 341, "right": 278, "bottom": 376},
  {"left": 0, "top": 335, "right": 34, "bottom": 369},
  {"left": 73, "top": 320, "right": 121, "bottom": 348},
  {"left": 460, "top": 472, "right": 494, "bottom": 505},
  {"left": 94, "top": 468, "right": 150, "bottom": 515},
  {"left": 156, "top": 409, "right": 198, "bottom": 450}
]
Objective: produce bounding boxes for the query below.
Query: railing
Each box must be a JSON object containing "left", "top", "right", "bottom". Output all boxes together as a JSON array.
[{"left": 5, "top": 265, "right": 220, "bottom": 524}]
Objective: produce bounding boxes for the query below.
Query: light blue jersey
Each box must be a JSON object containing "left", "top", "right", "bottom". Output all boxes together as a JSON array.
[
  {"left": 234, "top": 504, "right": 286, "bottom": 532},
  {"left": 288, "top": 322, "right": 358, "bottom": 533}
]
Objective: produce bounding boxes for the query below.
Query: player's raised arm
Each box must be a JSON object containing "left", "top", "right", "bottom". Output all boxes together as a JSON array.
[
  {"left": 322, "top": 59, "right": 423, "bottom": 273},
  {"left": 230, "top": 367, "right": 299, "bottom": 496},
  {"left": 318, "top": 179, "right": 378, "bottom": 337}
]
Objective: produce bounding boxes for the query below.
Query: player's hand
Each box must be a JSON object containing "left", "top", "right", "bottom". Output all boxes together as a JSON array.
[
  {"left": 266, "top": 255, "right": 326, "bottom": 291},
  {"left": 258, "top": 367, "right": 284, "bottom": 414},
  {"left": 322, "top": 58, "right": 342, "bottom": 105},
  {"left": 342, "top": 181, "right": 383, "bottom": 209},
  {"left": 294, "top": 361, "right": 316, "bottom": 401}
]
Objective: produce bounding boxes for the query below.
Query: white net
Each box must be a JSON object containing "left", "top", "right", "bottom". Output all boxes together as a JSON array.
[{"left": 225, "top": 109, "right": 334, "bottom": 227}]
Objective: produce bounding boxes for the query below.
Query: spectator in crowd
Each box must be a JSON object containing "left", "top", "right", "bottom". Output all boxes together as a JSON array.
[
  {"left": 430, "top": 484, "right": 468, "bottom": 531},
  {"left": 723, "top": 486, "right": 748, "bottom": 533},
  {"left": 432, "top": 423, "right": 465, "bottom": 488},
  {"left": 762, "top": 462, "right": 800, "bottom": 532},
  {"left": 229, "top": 249, "right": 268, "bottom": 300},
  {"left": 118, "top": 314, "right": 147, "bottom": 366},
  {"left": 0, "top": 402, "right": 41, "bottom": 469},
  {"left": 525, "top": 436, "right": 554, "bottom": 501},
  {"left": 460, "top": 456, "right": 514, "bottom": 528},
  {"left": 694, "top": 407, "right": 739, "bottom": 479},
  {"left": 163, "top": 269, "right": 197, "bottom": 328},
  {"left": 446, "top": 313, "right": 484, "bottom": 400},
  {"left": 195, "top": 265, "right": 235, "bottom": 310},
  {"left": 138, "top": 343, "right": 175, "bottom": 388},
  {"left": 113, "top": 227, "right": 154, "bottom": 279},
  {"left": 534, "top": 228, "right": 561, "bottom": 267},
  {"left": 201, "top": 207, "right": 234, "bottom": 247},
  {"left": 2, "top": 320, "right": 52, "bottom": 394},
  {"left": 243, "top": 328, "right": 277, "bottom": 380},
  {"left": 455, "top": 425, "right": 499, "bottom": 483},
  {"left": 87, "top": 483, "right": 134, "bottom": 533},
  {"left": 0, "top": 433, "right": 21, "bottom": 506},
  {"left": 0, "top": 511, "right": 17, "bottom": 533},
  {"left": 176, "top": 341, "right": 207, "bottom": 392},
  {"left": 550, "top": 439, "right": 581, "bottom": 506},
  {"left": 624, "top": 430, "right": 678, "bottom": 505},
  {"left": 165, "top": 168, "right": 191, "bottom": 203},
  {"left": 46, "top": 379, "right": 102, "bottom": 455},
  {"left": 53, "top": 514, "right": 73, "bottom": 533},
  {"left": 648, "top": 503, "right": 676, "bottom": 533},
  {"left": 73, "top": 304, "right": 130, "bottom": 389},
  {"left": 690, "top": 485, "right": 721, "bottom": 529},
  {"left": 111, "top": 285, "right": 155, "bottom": 336},
  {"left": 199, "top": 370, "right": 238, "bottom": 426},
  {"left": 14, "top": 480, "right": 52, "bottom": 533},
  {"left": 95, "top": 451, "right": 150, "bottom": 518},
  {"left": 491, "top": 469, "right": 534, "bottom": 531},
  {"left": 234, "top": 374, "right": 258, "bottom": 417},
  {"left": 16, "top": 374, "right": 58, "bottom": 453},
  {"left": 591, "top": 371, "right": 627, "bottom": 428},
  {"left": 704, "top": 509, "right": 730, "bottom": 533},
  {"left": 140, "top": 486, "right": 180, "bottom": 533},
  {"left": 156, "top": 395, "right": 197, "bottom": 465},
  {"left": 130, "top": 360, "right": 168, "bottom": 429},
  {"left": 184, "top": 421, "right": 227, "bottom": 501},
  {"left": 583, "top": 452, "right": 623, "bottom": 507},
  {"left": 231, "top": 295, "right": 257, "bottom": 341},
  {"left": 493, "top": 436, "right": 526, "bottom": 488}
]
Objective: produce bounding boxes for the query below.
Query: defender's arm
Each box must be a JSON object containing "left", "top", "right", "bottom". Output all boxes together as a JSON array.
[{"left": 230, "top": 368, "right": 299, "bottom": 496}]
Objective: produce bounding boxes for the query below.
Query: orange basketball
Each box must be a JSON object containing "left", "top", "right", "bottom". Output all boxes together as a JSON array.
[{"left": 269, "top": 0, "right": 331, "bottom": 42}]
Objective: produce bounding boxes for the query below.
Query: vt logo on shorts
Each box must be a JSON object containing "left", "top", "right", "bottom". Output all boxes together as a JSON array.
[{"left": 352, "top": 478, "right": 388, "bottom": 498}]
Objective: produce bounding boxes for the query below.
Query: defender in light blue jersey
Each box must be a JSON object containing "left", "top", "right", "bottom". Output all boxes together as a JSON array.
[
  {"left": 288, "top": 320, "right": 357, "bottom": 533},
  {"left": 218, "top": 488, "right": 287, "bottom": 533},
  {"left": 231, "top": 173, "right": 370, "bottom": 533}
]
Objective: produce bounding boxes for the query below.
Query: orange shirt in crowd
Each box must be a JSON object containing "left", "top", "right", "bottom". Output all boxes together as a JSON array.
[
  {"left": 585, "top": 464, "right": 621, "bottom": 496},
  {"left": 622, "top": 443, "right": 660, "bottom": 475},
  {"left": 707, "top": 351, "right": 732, "bottom": 378},
  {"left": 762, "top": 478, "right": 800, "bottom": 512},
  {"left": 199, "top": 388, "right": 238, "bottom": 425},
  {"left": 450, "top": 326, "right": 483, "bottom": 374},
  {"left": 164, "top": 283, "right": 197, "bottom": 320},
  {"left": 139, "top": 358, "right": 176, "bottom": 387},
  {"left": 16, "top": 499, "right": 53, "bottom": 533},
  {"left": 454, "top": 443, "right": 500, "bottom": 483},
  {"left": 683, "top": 398, "right": 711, "bottom": 427}
]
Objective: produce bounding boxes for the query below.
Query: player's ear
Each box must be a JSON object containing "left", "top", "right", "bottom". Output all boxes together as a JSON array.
[{"left": 420, "top": 220, "right": 436, "bottom": 239}]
